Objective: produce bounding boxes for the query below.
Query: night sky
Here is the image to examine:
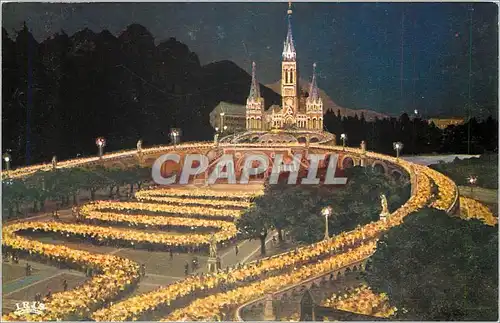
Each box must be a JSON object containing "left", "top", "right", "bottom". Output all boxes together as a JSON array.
[{"left": 2, "top": 2, "right": 498, "bottom": 118}]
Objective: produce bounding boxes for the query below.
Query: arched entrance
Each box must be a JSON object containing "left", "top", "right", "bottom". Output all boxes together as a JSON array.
[
  {"left": 342, "top": 157, "right": 354, "bottom": 169},
  {"left": 373, "top": 163, "right": 385, "bottom": 174}
]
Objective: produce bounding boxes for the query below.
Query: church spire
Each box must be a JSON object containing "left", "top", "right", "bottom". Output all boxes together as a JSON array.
[
  {"left": 308, "top": 63, "right": 320, "bottom": 102},
  {"left": 282, "top": 1, "right": 296, "bottom": 61},
  {"left": 248, "top": 61, "right": 261, "bottom": 101}
]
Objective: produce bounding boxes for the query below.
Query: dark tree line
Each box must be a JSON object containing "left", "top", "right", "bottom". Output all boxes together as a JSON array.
[
  {"left": 324, "top": 110, "right": 498, "bottom": 156},
  {"left": 2, "top": 165, "right": 150, "bottom": 219},
  {"left": 365, "top": 208, "right": 498, "bottom": 321},
  {"left": 237, "top": 167, "right": 411, "bottom": 255}
]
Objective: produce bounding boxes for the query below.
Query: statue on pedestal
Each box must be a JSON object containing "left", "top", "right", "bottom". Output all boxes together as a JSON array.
[
  {"left": 136, "top": 139, "right": 142, "bottom": 152},
  {"left": 380, "top": 194, "right": 390, "bottom": 220},
  {"left": 207, "top": 234, "right": 220, "bottom": 273},
  {"left": 213, "top": 133, "right": 219, "bottom": 146},
  {"left": 360, "top": 140, "right": 366, "bottom": 153},
  {"left": 51, "top": 156, "right": 57, "bottom": 170},
  {"left": 209, "top": 234, "right": 218, "bottom": 258}
]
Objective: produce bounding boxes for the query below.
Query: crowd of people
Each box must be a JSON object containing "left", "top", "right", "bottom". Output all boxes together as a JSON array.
[
  {"left": 423, "top": 166, "right": 459, "bottom": 211},
  {"left": 459, "top": 196, "right": 498, "bottom": 226},
  {"left": 135, "top": 188, "right": 263, "bottom": 201},
  {"left": 6, "top": 221, "right": 230, "bottom": 253},
  {"left": 81, "top": 200, "right": 240, "bottom": 219},
  {"left": 2, "top": 141, "right": 218, "bottom": 179},
  {"left": 2, "top": 223, "right": 141, "bottom": 321},
  {"left": 4, "top": 146, "right": 490, "bottom": 322},
  {"left": 321, "top": 283, "right": 397, "bottom": 318},
  {"left": 80, "top": 210, "right": 236, "bottom": 234},
  {"left": 163, "top": 243, "right": 378, "bottom": 321},
  {"left": 135, "top": 195, "right": 251, "bottom": 208},
  {"left": 79, "top": 204, "right": 238, "bottom": 238}
]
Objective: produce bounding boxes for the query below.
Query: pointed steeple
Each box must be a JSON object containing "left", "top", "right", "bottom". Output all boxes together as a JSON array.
[
  {"left": 282, "top": 2, "right": 296, "bottom": 61},
  {"left": 248, "top": 61, "right": 261, "bottom": 101},
  {"left": 308, "top": 63, "right": 320, "bottom": 102}
]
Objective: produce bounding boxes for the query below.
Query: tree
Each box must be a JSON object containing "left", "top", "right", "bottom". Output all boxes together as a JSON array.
[
  {"left": 2, "top": 177, "right": 28, "bottom": 218},
  {"left": 248, "top": 167, "right": 411, "bottom": 245},
  {"left": 237, "top": 205, "right": 272, "bottom": 255},
  {"left": 24, "top": 170, "right": 52, "bottom": 211},
  {"left": 102, "top": 167, "right": 126, "bottom": 198},
  {"left": 255, "top": 182, "right": 294, "bottom": 243},
  {"left": 121, "top": 165, "right": 151, "bottom": 194},
  {"left": 81, "top": 166, "right": 112, "bottom": 200},
  {"left": 365, "top": 208, "right": 498, "bottom": 321}
]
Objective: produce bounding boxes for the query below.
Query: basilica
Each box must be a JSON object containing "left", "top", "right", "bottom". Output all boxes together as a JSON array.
[{"left": 245, "top": 3, "right": 324, "bottom": 131}]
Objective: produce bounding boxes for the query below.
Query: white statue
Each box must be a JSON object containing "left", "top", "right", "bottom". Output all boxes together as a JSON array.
[
  {"left": 209, "top": 234, "right": 218, "bottom": 258},
  {"left": 361, "top": 140, "right": 366, "bottom": 153},
  {"left": 51, "top": 156, "right": 57, "bottom": 169},
  {"left": 213, "top": 133, "right": 219, "bottom": 145},
  {"left": 137, "top": 139, "right": 142, "bottom": 151},
  {"left": 380, "top": 194, "right": 389, "bottom": 219}
]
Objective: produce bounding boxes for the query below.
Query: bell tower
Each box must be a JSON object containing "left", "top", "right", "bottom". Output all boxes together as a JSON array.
[{"left": 281, "top": 1, "right": 298, "bottom": 118}]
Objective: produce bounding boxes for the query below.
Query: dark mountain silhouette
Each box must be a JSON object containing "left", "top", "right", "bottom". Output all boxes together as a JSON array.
[{"left": 202, "top": 60, "right": 280, "bottom": 108}]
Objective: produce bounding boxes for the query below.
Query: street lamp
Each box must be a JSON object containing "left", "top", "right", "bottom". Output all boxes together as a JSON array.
[
  {"left": 340, "top": 133, "right": 347, "bottom": 150},
  {"left": 393, "top": 142, "right": 403, "bottom": 159},
  {"left": 467, "top": 175, "right": 477, "bottom": 198},
  {"left": 413, "top": 110, "right": 418, "bottom": 155},
  {"left": 223, "top": 125, "right": 228, "bottom": 132},
  {"left": 322, "top": 206, "right": 332, "bottom": 240},
  {"left": 214, "top": 127, "right": 220, "bottom": 145},
  {"left": 220, "top": 112, "right": 225, "bottom": 131},
  {"left": 95, "top": 137, "right": 106, "bottom": 158},
  {"left": 3, "top": 152, "right": 12, "bottom": 171}
]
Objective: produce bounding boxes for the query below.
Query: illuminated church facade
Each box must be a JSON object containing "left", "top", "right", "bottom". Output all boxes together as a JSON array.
[{"left": 245, "top": 3, "right": 324, "bottom": 131}]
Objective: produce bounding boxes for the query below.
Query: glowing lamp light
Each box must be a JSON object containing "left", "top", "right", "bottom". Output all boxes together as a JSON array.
[
  {"left": 3, "top": 152, "right": 12, "bottom": 171},
  {"left": 340, "top": 133, "right": 347, "bottom": 150},
  {"left": 96, "top": 137, "right": 106, "bottom": 147},
  {"left": 467, "top": 176, "right": 477, "bottom": 185},
  {"left": 393, "top": 142, "right": 404, "bottom": 159},
  {"left": 322, "top": 206, "right": 332, "bottom": 240}
]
